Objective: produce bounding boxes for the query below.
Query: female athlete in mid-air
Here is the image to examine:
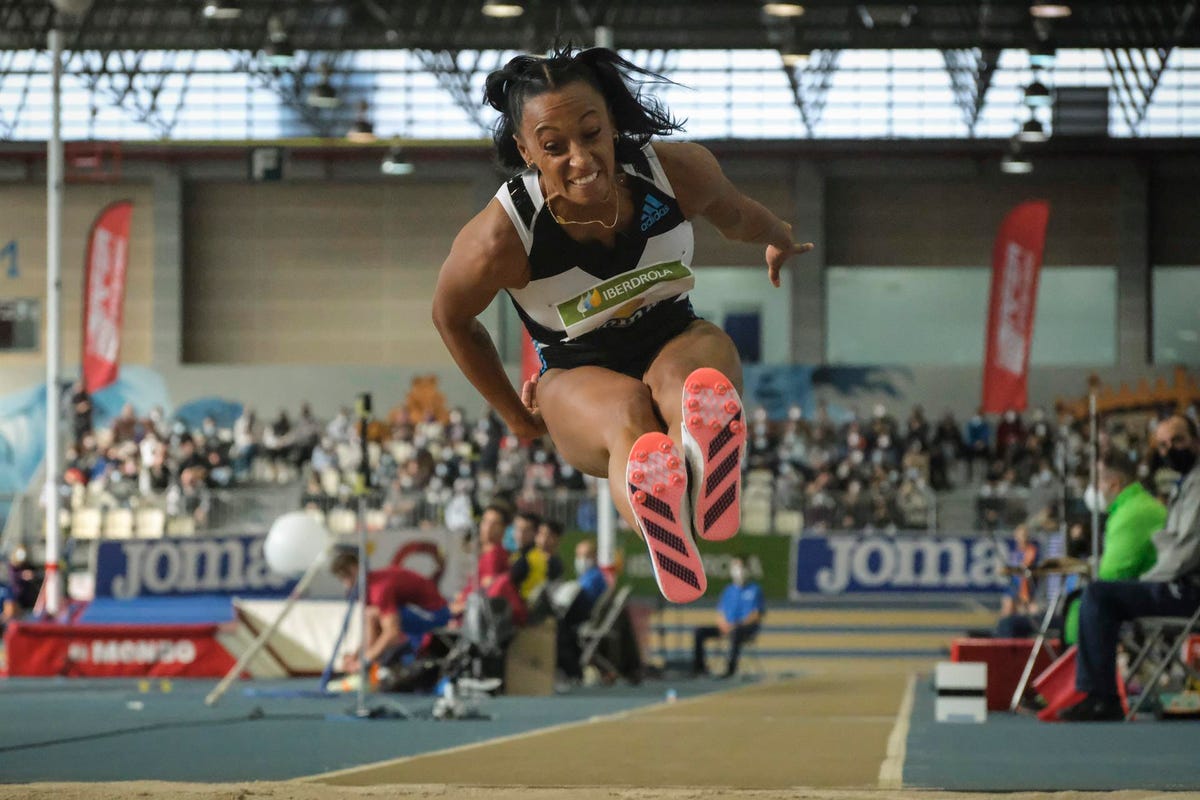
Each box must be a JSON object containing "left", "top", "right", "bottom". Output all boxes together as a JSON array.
[{"left": 433, "top": 47, "right": 813, "bottom": 602}]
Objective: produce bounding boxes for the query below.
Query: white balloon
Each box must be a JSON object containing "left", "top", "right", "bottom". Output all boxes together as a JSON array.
[{"left": 264, "top": 512, "right": 330, "bottom": 576}]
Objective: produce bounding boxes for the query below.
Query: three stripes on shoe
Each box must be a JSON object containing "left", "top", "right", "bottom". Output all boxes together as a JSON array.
[
  {"left": 625, "top": 431, "right": 706, "bottom": 604},
  {"left": 681, "top": 367, "right": 747, "bottom": 543},
  {"left": 625, "top": 368, "right": 747, "bottom": 604}
]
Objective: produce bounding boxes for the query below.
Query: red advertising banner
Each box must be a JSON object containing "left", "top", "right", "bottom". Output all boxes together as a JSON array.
[
  {"left": 3, "top": 621, "right": 237, "bottom": 678},
  {"left": 81, "top": 200, "right": 133, "bottom": 394},
  {"left": 982, "top": 200, "right": 1050, "bottom": 414}
]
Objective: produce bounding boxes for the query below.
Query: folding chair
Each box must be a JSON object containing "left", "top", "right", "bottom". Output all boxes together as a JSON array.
[
  {"left": 70, "top": 507, "right": 103, "bottom": 540},
  {"left": 102, "top": 508, "right": 134, "bottom": 539},
  {"left": 738, "top": 625, "right": 767, "bottom": 678},
  {"left": 135, "top": 507, "right": 166, "bottom": 538},
  {"left": 577, "top": 584, "right": 633, "bottom": 680},
  {"left": 1123, "top": 603, "right": 1200, "bottom": 720}
]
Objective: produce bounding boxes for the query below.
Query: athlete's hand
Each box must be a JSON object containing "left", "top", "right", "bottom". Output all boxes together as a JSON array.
[
  {"left": 512, "top": 374, "right": 548, "bottom": 440},
  {"left": 766, "top": 224, "right": 815, "bottom": 287}
]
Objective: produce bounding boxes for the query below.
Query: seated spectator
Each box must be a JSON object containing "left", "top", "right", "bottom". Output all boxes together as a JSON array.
[
  {"left": 692, "top": 555, "right": 766, "bottom": 679},
  {"left": 1, "top": 546, "right": 40, "bottom": 630},
  {"left": 1061, "top": 415, "right": 1200, "bottom": 721},
  {"left": 330, "top": 549, "right": 450, "bottom": 680},
  {"left": 1061, "top": 451, "right": 1164, "bottom": 645},
  {"left": 556, "top": 538, "right": 610, "bottom": 682},
  {"left": 451, "top": 503, "right": 526, "bottom": 625}
]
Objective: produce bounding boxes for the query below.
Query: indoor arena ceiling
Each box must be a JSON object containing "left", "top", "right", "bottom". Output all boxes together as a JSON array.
[{"left": 0, "top": 0, "right": 1197, "bottom": 53}]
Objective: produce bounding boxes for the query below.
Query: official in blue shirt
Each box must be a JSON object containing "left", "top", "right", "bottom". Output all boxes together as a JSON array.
[{"left": 692, "top": 555, "right": 766, "bottom": 678}]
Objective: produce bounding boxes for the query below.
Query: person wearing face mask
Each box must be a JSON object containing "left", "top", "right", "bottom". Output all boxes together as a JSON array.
[
  {"left": 1061, "top": 415, "right": 1200, "bottom": 721},
  {"left": 1059, "top": 451, "right": 1164, "bottom": 647},
  {"left": 554, "top": 539, "right": 611, "bottom": 683},
  {"left": 691, "top": 555, "right": 766, "bottom": 679},
  {"left": 432, "top": 46, "right": 813, "bottom": 604}
]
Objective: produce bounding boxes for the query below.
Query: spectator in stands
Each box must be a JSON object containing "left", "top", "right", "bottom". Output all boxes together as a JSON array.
[
  {"left": 69, "top": 380, "right": 92, "bottom": 447},
  {"left": 264, "top": 410, "right": 293, "bottom": 482},
  {"left": 930, "top": 410, "right": 961, "bottom": 491},
  {"left": 964, "top": 409, "right": 991, "bottom": 481},
  {"left": 508, "top": 509, "right": 539, "bottom": 554},
  {"left": 995, "top": 409, "right": 1026, "bottom": 461},
  {"left": 231, "top": 407, "right": 260, "bottom": 481},
  {"left": 1061, "top": 450, "right": 1165, "bottom": 645},
  {"left": 330, "top": 549, "right": 450, "bottom": 677},
  {"left": 110, "top": 403, "right": 139, "bottom": 443},
  {"left": 1061, "top": 415, "right": 1200, "bottom": 721},
  {"left": 692, "top": 554, "right": 765, "bottom": 679}
]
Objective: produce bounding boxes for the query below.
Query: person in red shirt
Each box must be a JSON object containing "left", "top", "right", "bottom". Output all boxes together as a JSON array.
[
  {"left": 451, "top": 503, "right": 527, "bottom": 625},
  {"left": 331, "top": 549, "right": 449, "bottom": 673}
]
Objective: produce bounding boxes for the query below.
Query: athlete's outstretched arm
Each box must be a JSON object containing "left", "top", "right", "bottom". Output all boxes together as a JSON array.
[
  {"left": 432, "top": 202, "right": 546, "bottom": 439},
  {"left": 653, "top": 141, "right": 814, "bottom": 288}
]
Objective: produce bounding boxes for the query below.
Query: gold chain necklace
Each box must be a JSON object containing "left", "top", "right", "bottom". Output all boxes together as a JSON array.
[{"left": 547, "top": 181, "right": 621, "bottom": 230}]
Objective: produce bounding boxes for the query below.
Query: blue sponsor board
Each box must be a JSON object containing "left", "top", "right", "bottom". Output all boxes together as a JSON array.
[
  {"left": 792, "top": 533, "right": 1010, "bottom": 597},
  {"left": 94, "top": 535, "right": 295, "bottom": 599}
]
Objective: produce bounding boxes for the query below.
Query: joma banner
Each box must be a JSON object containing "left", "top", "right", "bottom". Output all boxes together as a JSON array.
[{"left": 792, "top": 533, "right": 1010, "bottom": 597}]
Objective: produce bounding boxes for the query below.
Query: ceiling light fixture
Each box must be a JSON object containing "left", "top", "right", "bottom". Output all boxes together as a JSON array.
[
  {"left": 306, "top": 64, "right": 340, "bottom": 109},
  {"left": 781, "top": 46, "right": 811, "bottom": 68},
  {"left": 1023, "top": 79, "right": 1052, "bottom": 107},
  {"left": 1029, "top": 1, "right": 1072, "bottom": 19},
  {"left": 346, "top": 101, "right": 376, "bottom": 143},
  {"left": 381, "top": 144, "right": 414, "bottom": 176},
  {"left": 1000, "top": 152, "right": 1034, "bottom": 174},
  {"left": 1029, "top": 45, "right": 1056, "bottom": 69},
  {"left": 201, "top": 0, "right": 241, "bottom": 20},
  {"left": 481, "top": 1, "right": 525, "bottom": 18},
  {"left": 260, "top": 15, "right": 294, "bottom": 69},
  {"left": 1017, "top": 116, "right": 1047, "bottom": 143},
  {"left": 762, "top": 3, "right": 806, "bottom": 18}
]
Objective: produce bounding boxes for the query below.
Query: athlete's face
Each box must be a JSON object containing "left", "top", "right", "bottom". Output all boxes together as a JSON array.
[{"left": 514, "top": 81, "right": 618, "bottom": 209}]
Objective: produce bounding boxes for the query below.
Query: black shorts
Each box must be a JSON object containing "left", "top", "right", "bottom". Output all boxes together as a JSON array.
[{"left": 533, "top": 297, "right": 699, "bottom": 379}]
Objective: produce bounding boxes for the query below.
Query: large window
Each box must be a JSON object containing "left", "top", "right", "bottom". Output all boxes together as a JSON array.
[
  {"left": 827, "top": 267, "right": 1116, "bottom": 366},
  {"left": 1154, "top": 267, "right": 1200, "bottom": 364}
]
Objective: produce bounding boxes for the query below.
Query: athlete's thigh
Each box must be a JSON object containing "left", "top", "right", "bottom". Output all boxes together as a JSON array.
[
  {"left": 642, "top": 320, "right": 743, "bottom": 424},
  {"left": 536, "top": 366, "right": 662, "bottom": 477}
]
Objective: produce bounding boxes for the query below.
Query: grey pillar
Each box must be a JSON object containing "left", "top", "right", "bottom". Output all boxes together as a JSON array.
[
  {"left": 790, "top": 159, "right": 825, "bottom": 364},
  {"left": 151, "top": 165, "right": 184, "bottom": 368},
  {"left": 1115, "top": 161, "right": 1150, "bottom": 365}
]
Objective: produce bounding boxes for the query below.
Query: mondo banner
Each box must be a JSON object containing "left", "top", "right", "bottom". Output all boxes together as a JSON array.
[{"left": 792, "top": 533, "right": 1010, "bottom": 597}]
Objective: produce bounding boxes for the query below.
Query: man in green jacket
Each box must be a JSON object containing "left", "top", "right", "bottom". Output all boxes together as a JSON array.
[{"left": 1064, "top": 450, "right": 1165, "bottom": 644}]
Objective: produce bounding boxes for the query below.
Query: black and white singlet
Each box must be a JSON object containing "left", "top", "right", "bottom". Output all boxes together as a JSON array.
[{"left": 495, "top": 143, "right": 699, "bottom": 378}]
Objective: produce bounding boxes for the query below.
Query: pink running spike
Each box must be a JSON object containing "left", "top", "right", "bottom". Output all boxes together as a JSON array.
[
  {"left": 625, "top": 431, "right": 706, "bottom": 604},
  {"left": 680, "top": 367, "right": 746, "bottom": 543}
]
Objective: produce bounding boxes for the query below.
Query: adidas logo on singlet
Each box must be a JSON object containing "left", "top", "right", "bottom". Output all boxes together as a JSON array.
[{"left": 640, "top": 194, "right": 669, "bottom": 232}]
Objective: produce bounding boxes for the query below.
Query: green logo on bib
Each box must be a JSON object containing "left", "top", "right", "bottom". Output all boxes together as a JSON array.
[{"left": 557, "top": 261, "right": 691, "bottom": 327}]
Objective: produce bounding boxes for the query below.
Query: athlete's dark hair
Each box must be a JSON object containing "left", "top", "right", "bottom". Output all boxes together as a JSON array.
[{"left": 483, "top": 45, "right": 684, "bottom": 172}]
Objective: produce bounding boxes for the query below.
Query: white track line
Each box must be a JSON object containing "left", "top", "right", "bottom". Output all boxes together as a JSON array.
[{"left": 877, "top": 672, "right": 916, "bottom": 790}]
